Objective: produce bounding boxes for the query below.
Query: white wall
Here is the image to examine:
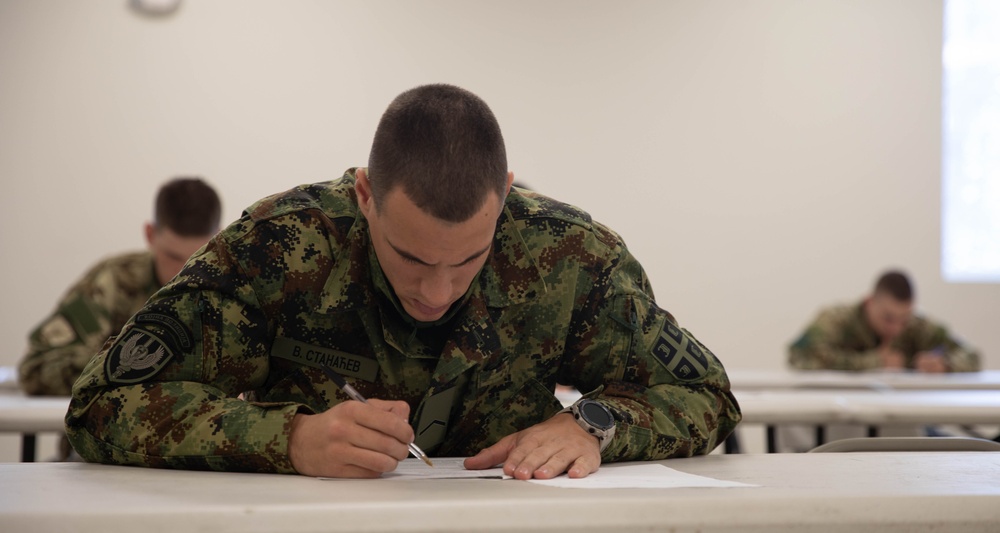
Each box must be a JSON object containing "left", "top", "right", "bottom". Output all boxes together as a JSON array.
[{"left": 1, "top": 1, "right": 996, "bottom": 458}]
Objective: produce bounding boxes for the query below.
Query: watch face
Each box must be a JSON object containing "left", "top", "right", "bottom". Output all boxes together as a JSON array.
[{"left": 580, "top": 400, "right": 614, "bottom": 430}]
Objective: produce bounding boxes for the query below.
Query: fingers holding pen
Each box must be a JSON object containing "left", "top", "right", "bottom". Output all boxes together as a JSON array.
[
  {"left": 362, "top": 398, "right": 414, "bottom": 442},
  {"left": 288, "top": 399, "right": 414, "bottom": 478}
]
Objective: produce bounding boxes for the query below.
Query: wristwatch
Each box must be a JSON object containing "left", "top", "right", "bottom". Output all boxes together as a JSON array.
[{"left": 563, "top": 398, "right": 617, "bottom": 452}]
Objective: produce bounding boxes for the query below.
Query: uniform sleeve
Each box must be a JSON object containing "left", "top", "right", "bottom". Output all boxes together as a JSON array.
[
  {"left": 65, "top": 235, "right": 303, "bottom": 473},
  {"left": 906, "top": 316, "right": 981, "bottom": 373},
  {"left": 559, "top": 230, "right": 742, "bottom": 460},
  {"left": 787, "top": 310, "right": 882, "bottom": 371},
  {"left": 19, "top": 270, "right": 120, "bottom": 396}
]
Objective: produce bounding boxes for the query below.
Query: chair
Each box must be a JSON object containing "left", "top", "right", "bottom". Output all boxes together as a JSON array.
[{"left": 807, "top": 436, "right": 1000, "bottom": 453}]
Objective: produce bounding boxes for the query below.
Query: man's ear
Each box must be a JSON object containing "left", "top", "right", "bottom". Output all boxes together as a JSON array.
[
  {"left": 355, "top": 168, "right": 375, "bottom": 219},
  {"left": 144, "top": 222, "right": 156, "bottom": 247},
  {"left": 505, "top": 171, "right": 515, "bottom": 196}
]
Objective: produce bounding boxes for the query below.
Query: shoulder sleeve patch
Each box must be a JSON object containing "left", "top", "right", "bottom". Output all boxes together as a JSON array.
[
  {"left": 105, "top": 328, "right": 175, "bottom": 384},
  {"left": 651, "top": 320, "right": 708, "bottom": 381},
  {"left": 40, "top": 315, "right": 78, "bottom": 347}
]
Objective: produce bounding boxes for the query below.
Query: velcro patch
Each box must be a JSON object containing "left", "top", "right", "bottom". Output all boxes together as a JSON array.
[
  {"left": 106, "top": 328, "right": 175, "bottom": 384},
  {"left": 414, "top": 384, "right": 462, "bottom": 452},
  {"left": 63, "top": 295, "right": 102, "bottom": 336},
  {"left": 270, "top": 337, "right": 379, "bottom": 382},
  {"left": 651, "top": 321, "right": 708, "bottom": 381}
]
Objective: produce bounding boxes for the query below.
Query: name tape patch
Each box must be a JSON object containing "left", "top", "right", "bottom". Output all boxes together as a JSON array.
[{"left": 270, "top": 337, "right": 378, "bottom": 382}]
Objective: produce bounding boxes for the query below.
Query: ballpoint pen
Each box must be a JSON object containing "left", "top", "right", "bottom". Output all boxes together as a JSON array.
[{"left": 319, "top": 365, "right": 434, "bottom": 467}]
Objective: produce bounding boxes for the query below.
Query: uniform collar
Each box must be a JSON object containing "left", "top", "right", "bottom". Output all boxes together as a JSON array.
[
  {"left": 318, "top": 208, "right": 374, "bottom": 313},
  {"left": 476, "top": 203, "right": 548, "bottom": 307}
]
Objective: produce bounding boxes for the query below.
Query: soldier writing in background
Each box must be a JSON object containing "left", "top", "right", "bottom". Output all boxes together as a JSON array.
[
  {"left": 66, "top": 84, "right": 741, "bottom": 479},
  {"left": 19, "top": 177, "right": 222, "bottom": 396},
  {"left": 788, "top": 270, "right": 980, "bottom": 373}
]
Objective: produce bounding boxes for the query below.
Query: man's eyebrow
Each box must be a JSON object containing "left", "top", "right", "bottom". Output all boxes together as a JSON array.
[{"left": 388, "top": 240, "right": 492, "bottom": 267}]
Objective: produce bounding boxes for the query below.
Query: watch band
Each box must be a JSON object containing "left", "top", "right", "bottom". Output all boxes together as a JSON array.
[{"left": 561, "top": 398, "right": 617, "bottom": 453}]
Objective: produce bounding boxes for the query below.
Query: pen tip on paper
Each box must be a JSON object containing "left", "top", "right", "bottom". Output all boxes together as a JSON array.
[{"left": 424, "top": 456, "right": 434, "bottom": 467}]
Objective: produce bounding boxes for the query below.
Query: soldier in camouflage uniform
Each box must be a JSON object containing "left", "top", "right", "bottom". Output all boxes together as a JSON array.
[
  {"left": 19, "top": 178, "right": 222, "bottom": 397},
  {"left": 66, "top": 84, "right": 741, "bottom": 479},
  {"left": 789, "top": 270, "right": 980, "bottom": 372}
]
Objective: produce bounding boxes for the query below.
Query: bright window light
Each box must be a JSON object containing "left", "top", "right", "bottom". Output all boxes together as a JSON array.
[{"left": 942, "top": 0, "right": 1000, "bottom": 283}]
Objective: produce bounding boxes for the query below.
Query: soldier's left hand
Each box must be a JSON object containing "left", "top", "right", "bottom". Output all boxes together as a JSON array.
[
  {"left": 463, "top": 412, "right": 601, "bottom": 480},
  {"left": 914, "top": 351, "right": 948, "bottom": 373}
]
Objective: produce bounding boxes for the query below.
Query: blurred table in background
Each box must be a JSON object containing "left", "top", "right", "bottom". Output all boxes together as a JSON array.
[{"left": 0, "top": 368, "right": 69, "bottom": 462}]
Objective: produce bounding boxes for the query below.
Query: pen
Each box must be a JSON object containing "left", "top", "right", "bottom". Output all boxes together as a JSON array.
[{"left": 319, "top": 365, "right": 434, "bottom": 467}]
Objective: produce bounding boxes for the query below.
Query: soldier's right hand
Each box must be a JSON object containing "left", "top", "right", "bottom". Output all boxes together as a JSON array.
[
  {"left": 287, "top": 399, "right": 414, "bottom": 478},
  {"left": 878, "top": 345, "right": 906, "bottom": 369}
]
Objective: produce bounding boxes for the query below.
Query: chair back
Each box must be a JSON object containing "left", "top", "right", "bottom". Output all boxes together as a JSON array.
[{"left": 808, "top": 436, "right": 1000, "bottom": 453}]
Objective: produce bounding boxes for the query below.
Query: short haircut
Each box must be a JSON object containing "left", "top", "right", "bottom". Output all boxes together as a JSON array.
[
  {"left": 154, "top": 177, "right": 222, "bottom": 237},
  {"left": 367, "top": 84, "right": 508, "bottom": 223},
  {"left": 873, "top": 270, "right": 914, "bottom": 302}
]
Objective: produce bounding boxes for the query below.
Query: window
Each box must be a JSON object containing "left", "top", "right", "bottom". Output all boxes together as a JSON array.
[{"left": 942, "top": 0, "right": 1000, "bottom": 282}]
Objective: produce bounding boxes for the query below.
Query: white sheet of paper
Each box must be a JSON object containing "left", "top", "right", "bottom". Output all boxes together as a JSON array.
[
  {"left": 526, "top": 463, "right": 757, "bottom": 489},
  {"left": 320, "top": 459, "right": 753, "bottom": 487},
  {"left": 320, "top": 457, "right": 511, "bottom": 480}
]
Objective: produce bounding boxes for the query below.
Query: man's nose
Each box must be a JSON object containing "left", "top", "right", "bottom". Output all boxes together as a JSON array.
[{"left": 419, "top": 270, "right": 452, "bottom": 308}]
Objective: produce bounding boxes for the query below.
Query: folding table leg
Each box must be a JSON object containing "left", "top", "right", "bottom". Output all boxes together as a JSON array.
[
  {"left": 21, "top": 434, "right": 37, "bottom": 462},
  {"left": 724, "top": 433, "right": 741, "bottom": 453}
]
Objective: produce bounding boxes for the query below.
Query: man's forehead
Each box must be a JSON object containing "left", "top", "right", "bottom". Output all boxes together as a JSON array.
[
  {"left": 154, "top": 227, "right": 212, "bottom": 249},
  {"left": 381, "top": 185, "right": 502, "bottom": 222},
  {"left": 374, "top": 188, "right": 498, "bottom": 259},
  {"left": 873, "top": 293, "right": 913, "bottom": 312}
]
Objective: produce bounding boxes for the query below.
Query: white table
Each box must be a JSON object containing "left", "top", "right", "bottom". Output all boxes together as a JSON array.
[
  {"left": 0, "top": 366, "right": 18, "bottom": 390},
  {"left": 728, "top": 368, "right": 1000, "bottom": 391},
  {"left": 844, "top": 390, "right": 1000, "bottom": 426},
  {"left": 736, "top": 389, "right": 1000, "bottom": 452},
  {"left": 0, "top": 391, "right": 70, "bottom": 462},
  {"left": 725, "top": 368, "right": 1000, "bottom": 453},
  {"left": 737, "top": 389, "right": 1000, "bottom": 426},
  {"left": 2, "top": 453, "right": 998, "bottom": 532}
]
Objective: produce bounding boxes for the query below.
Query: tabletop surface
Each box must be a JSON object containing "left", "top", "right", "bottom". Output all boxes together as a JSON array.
[
  {"left": 0, "top": 366, "right": 17, "bottom": 390},
  {"left": 728, "top": 368, "right": 1000, "bottom": 391},
  {"left": 2, "top": 453, "right": 999, "bottom": 532},
  {"left": 0, "top": 391, "right": 70, "bottom": 432},
  {"left": 736, "top": 388, "right": 1000, "bottom": 425}
]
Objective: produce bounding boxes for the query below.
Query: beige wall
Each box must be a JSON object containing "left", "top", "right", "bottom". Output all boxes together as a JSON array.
[{"left": 1, "top": 1, "right": 995, "bottom": 460}]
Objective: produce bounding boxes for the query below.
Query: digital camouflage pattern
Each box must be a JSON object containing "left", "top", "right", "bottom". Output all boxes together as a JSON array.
[
  {"left": 66, "top": 169, "right": 741, "bottom": 474},
  {"left": 20, "top": 251, "right": 159, "bottom": 395},
  {"left": 788, "top": 301, "right": 980, "bottom": 372}
]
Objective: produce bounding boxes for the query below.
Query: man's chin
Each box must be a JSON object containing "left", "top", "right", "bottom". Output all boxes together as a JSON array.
[{"left": 403, "top": 302, "right": 450, "bottom": 323}]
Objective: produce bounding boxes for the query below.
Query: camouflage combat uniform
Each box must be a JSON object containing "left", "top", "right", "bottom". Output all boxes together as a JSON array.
[
  {"left": 788, "top": 301, "right": 980, "bottom": 372},
  {"left": 66, "top": 169, "right": 741, "bottom": 474},
  {"left": 20, "top": 251, "right": 159, "bottom": 396}
]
